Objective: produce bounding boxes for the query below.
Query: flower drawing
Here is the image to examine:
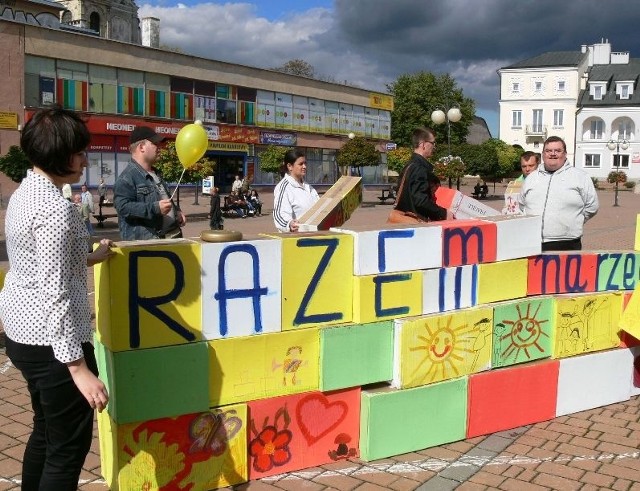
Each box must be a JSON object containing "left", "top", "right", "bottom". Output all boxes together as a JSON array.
[{"left": 249, "top": 425, "right": 293, "bottom": 472}]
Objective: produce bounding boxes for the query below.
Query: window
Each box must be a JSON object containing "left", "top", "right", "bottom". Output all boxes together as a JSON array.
[
  {"left": 557, "top": 80, "right": 566, "bottom": 92},
  {"left": 594, "top": 85, "right": 603, "bottom": 100},
  {"left": 621, "top": 85, "right": 629, "bottom": 99},
  {"left": 532, "top": 109, "right": 543, "bottom": 133},
  {"left": 584, "top": 154, "right": 600, "bottom": 168},
  {"left": 590, "top": 120, "right": 603, "bottom": 139},
  {"left": 511, "top": 110, "right": 522, "bottom": 128},
  {"left": 618, "top": 121, "right": 632, "bottom": 140},
  {"left": 613, "top": 154, "right": 630, "bottom": 169},
  {"left": 553, "top": 110, "right": 564, "bottom": 128},
  {"left": 89, "top": 12, "right": 100, "bottom": 33},
  {"left": 535, "top": 81, "right": 542, "bottom": 92},
  {"left": 512, "top": 82, "right": 520, "bottom": 93}
]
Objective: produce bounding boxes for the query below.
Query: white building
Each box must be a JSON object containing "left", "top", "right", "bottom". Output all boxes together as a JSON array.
[
  {"left": 498, "top": 49, "right": 588, "bottom": 164},
  {"left": 575, "top": 43, "right": 639, "bottom": 181},
  {"left": 499, "top": 40, "right": 640, "bottom": 180}
]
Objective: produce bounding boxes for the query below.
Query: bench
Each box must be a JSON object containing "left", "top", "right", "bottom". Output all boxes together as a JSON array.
[
  {"left": 93, "top": 201, "right": 118, "bottom": 227},
  {"left": 378, "top": 187, "right": 397, "bottom": 204}
]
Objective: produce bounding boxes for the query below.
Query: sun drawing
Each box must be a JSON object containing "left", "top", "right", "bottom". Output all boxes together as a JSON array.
[
  {"left": 498, "top": 302, "right": 549, "bottom": 361},
  {"left": 408, "top": 315, "right": 479, "bottom": 383}
]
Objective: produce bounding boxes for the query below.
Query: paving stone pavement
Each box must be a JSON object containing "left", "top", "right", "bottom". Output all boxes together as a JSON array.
[{"left": 0, "top": 183, "right": 639, "bottom": 490}]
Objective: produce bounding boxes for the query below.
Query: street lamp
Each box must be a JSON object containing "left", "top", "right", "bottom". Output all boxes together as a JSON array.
[
  {"left": 606, "top": 138, "right": 629, "bottom": 207},
  {"left": 431, "top": 105, "right": 462, "bottom": 154}
]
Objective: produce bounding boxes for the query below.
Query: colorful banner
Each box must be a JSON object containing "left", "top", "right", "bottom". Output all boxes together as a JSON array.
[
  {"left": 117, "top": 86, "right": 143, "bottom": 115},
  {"left": 57, "top": 79, "right": 88, "bottom": 111}
]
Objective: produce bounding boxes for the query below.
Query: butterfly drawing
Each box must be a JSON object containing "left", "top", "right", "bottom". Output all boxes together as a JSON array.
[{"left": 188, "top": 409, "right": 243, "bottom": 456}]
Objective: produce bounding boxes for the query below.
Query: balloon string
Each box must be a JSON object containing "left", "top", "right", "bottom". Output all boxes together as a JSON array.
[{"left": 170, "top": 168, "right": 187, "bottom": 201}]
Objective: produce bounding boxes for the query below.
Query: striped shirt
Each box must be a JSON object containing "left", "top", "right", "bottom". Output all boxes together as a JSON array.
[
  {"left": 272, "top": 174, "right": 319, "bottom": 232},
  {"left": 0, "top": 170, "right": 92, "bottom": 363}
]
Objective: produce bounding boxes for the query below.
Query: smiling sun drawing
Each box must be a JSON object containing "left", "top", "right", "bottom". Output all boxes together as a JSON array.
[
  {"left": 407, "top": 315, "right": 481, "bottom": 386},
  {"left": 496, "top": 302, "right": 549, "bottom": 364}
]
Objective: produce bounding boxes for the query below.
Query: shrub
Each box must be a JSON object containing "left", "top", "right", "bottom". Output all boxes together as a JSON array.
[
  {"left": 624, "top": 181, "right": 636, "bottom": 189},
  {"left": 607, "top": 170, "right": 627, "bottom": 184},
  {"left": 591, "top": 177, "right": 600, "bottom": 189}
]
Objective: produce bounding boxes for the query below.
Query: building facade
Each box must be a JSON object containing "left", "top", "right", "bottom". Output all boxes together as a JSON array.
[
  {"left": 0, "top": 3, "right": 393, "bottom": 197},
  {"left": 498, "top": 50, "right": 588, "bottom": 164},
  {"left": 499, "top": 40, "right": 640, "bottom": 180}
]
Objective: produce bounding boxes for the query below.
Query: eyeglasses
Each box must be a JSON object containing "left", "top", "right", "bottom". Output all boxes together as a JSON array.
[
  {"left": 422, "top": 141, "right": 436, "bottom": 146},
  {"left": 544, "top": 148, "right": 564, "bottom": 154}
]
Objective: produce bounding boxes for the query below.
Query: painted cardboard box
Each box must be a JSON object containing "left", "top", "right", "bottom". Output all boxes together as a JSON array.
[
  {"left": 478, "top": 214, "right": 542, "bottom": 261},
  {"left": 298, "top": 175, "right": 362, "bottom": 231},
  {"left": 492, "top": 297, "right": 554, "bottom": 369},
  {"left": 209, "top": 328, "right": 320, "bottom": 407},
  {"left": 247, "top": 388, "right": 360, "bottom": 479},
  {"left": 556, "top": 348, "right": 633, "bottom": 416},
  {"left": 201, "top": 236, "right": 282, "bottom": 340},
  {"left": 330, "top": 222, "right": 443, "bottom": 275},
  {"left": 352, "top": 270, "right": 422, "bottom": 324},
  {"left": 393, "top": 307, "right": 493, "bottom": 389},
  {"left": 553, "top": 292, "right": 622, "bottom": 358},
  {"left": 95, "top": 337, "right": 210, "bottom": 424},
  {"left": 360, "top": 378, "right": 468, "bottom": 461},
  {"left": 467, "top": 359, "right": 559, "bottom": 438},
  {"left": 98, "top": 404, "right": 248, "bottom": 490},
  {"left": 423, "top": 264, "right": 478, "bottom": 315},
  {"left": 477, "top": 258, "right": 528, "bottom": 305},
  {"left": 95, "top": 239, "right": 203, "bottom": 352},
  {"left": 320, "top": 321, "right": 394, "bottom": 391},
  {"left": 265, "top": 231, "right": 353, "bottom": 330}
]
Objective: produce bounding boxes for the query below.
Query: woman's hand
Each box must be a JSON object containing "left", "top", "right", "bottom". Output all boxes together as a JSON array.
[
  {"left": 67, "top": 358, "right": 109, "bottom": 412},
  {"left": 87, "top": 239, "right": 115, "bottom": 266}
]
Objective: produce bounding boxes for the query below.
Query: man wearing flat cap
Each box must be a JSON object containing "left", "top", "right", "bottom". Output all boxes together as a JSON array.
[{"left": 114, "top": 126, "right": 186, "bottom": 240}]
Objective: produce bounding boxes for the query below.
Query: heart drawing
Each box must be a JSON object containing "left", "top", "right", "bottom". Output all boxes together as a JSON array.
[{"left": 295, "top": 393, "right": 348, "bottom": 446}]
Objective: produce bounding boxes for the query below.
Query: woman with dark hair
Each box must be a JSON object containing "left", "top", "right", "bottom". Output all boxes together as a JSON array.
[
  {"left": 272, "top": 148, "right": 319, "bottom": 232},
  {"left": 0, "top": 106, "right": 114, "bottom": 490}
]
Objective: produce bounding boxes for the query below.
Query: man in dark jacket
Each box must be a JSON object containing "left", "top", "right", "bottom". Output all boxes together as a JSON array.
[
  {"left": 114, "top": 126, "right": 186, "bottom": 240},
  {"left": 395, "top": 127, "right": 447, "bottom": 221}
]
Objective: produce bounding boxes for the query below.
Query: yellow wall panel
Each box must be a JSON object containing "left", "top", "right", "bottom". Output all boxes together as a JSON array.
[
  {"left": 353, "top": 271, "right": 422, "bottom": 324},
  {"left": 397, "top": 307, "right": 493, "bottom": 388},
  {"left": 478, "top": 259, "right": 528, "bottom": 305},
  {"left": 209, "top": 329, "right": 320, "bottom": 406},
  {"left": 553, "top": 293, "right": 622, "bottom": 358},
  {"left": 98, "top": 241, "right": 203, "bottom": 352},
  {"left": 279, "top": 233, "right": 353, "bottom": 329}
]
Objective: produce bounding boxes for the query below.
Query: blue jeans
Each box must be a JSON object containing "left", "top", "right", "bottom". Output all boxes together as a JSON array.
[{"left": 6, "top": 339, "right": 97, "bottom": 491}]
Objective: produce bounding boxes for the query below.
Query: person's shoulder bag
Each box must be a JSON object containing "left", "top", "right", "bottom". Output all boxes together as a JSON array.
[{"left": 387, "top": 163, "right": 427, "bottom": 224}]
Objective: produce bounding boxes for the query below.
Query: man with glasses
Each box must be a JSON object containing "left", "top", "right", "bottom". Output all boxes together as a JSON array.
[
  {"left": 519, "top": 136, "right": 598, "bottom": 251},
  {"left": 394, "top": 127, "right": 447, "bottom": 221},
  {"left": 114, "top": 126, "right": 186, "bottom": 240}
]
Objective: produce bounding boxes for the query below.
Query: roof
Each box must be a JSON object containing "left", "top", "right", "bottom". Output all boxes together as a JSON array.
[
  {"left": 25, "top": 0, "right": 65, "bottom": 10},
  {"left": 502, "top": 51, "right": 586, "bottom": 70},
  {"left": 579, "top": 58, "right": 640, "bottom": 107}
]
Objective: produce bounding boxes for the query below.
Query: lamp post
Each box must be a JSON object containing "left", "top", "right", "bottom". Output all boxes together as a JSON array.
[
  {"left": 431, "top": 105, "right": 462, "bottom": 155},
  {"left": 606, "top": 138, "right": 629, "bottom": 207}
]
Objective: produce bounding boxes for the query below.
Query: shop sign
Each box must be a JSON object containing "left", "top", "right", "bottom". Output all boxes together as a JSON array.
[{"left": 260, "top": 131, "right": 297, "bottom": 146}]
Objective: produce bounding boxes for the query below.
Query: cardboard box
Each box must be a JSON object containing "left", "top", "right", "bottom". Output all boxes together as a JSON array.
[
  {"left": 247, "top": 388, "right": 360, "bottom": 479},
  {"left": 435, "top": 187, "right": 500, "bottom": 220},
  {"left": 556, "top": 348, "right": 633, "bottom": 416},
  {"left": 467, "top": 359, "right": 559, "bottom": 438},
  {"left": 98, "top": 404, "right": 248, "bottom": 490},
  {"left": 298, "top": 176, "right": 362, "bottom": 231},
  {"left": 360, "top": 379, "right": 468, "bottom": 461}
]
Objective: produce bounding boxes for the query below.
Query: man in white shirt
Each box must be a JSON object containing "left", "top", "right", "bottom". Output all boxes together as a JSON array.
[{"left": 519, "top": 136, "right": 599, "bottom": 251}]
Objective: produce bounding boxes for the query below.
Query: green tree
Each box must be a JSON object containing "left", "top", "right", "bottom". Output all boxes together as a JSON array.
[
  {"left": 387, "top": 72, "right": 475, "bottom": 148},
  {"left": 154, "top": 141, "right": 215, "bottom": 204},
  {"left": 386, "top": 147, "right": 412, "bottom": 174},
  {"left": 259, "top": 145, "right": 291, "bottom": 179},
  {"left": 336, "top": 136, "right": 380, "bottom": 176},
  {"left": 273, "top": 59, "right": 315, "bottom": 78},
  {"left": 0, "top": 145, "right": 31, "bottom": 182}
]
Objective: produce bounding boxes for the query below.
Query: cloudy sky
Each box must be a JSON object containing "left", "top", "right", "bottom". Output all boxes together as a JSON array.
[{"left": 139, "top": 0, "right": 640, "bottom": 137}]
